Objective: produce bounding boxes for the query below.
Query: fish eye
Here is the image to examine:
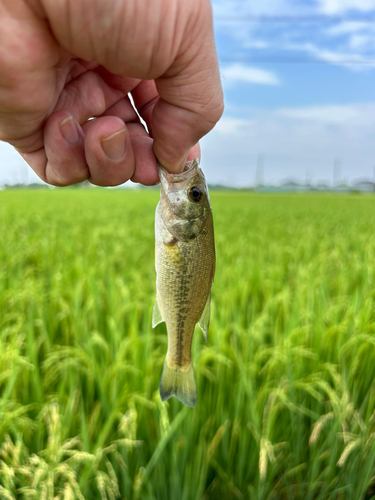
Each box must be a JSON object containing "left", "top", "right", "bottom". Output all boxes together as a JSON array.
[{"left": 189, "top": 186, "right": 202, "bottom": 202}]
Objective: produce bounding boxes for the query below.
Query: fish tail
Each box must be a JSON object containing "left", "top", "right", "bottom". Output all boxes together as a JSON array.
[{"left": 159, "top": 357, "right": 197, "bottom": 408}]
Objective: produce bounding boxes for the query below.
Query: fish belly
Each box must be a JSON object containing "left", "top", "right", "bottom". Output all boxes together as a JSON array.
[{"left": 156, "top": 224, "right": 214, "bottom": 367}]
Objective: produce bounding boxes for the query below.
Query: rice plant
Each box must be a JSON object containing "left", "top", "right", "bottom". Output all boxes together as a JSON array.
[{"left": 1, "top": 189, "right": 375, "bottom": 499}]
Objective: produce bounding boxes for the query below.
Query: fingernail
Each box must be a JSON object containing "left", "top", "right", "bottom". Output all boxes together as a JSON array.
[
  {"left": 60, "top": 116, "right": 79, "bottom": 145},
  {"left": 102, "top": 129, "right": 126, "bottom": 160}
]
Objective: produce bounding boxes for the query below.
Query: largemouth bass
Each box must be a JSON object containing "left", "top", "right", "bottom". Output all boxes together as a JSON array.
[{"left": 153, "top": 158, "right": 215, "bottom": 407}]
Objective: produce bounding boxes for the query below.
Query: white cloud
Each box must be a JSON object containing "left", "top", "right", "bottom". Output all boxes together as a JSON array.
[
  {"left": 326, "top": 22, "right": 370, "bottom": 36},
  {"left": 318, "top": 0, "right": 375, "bottom": 14},
  {"left": 349, "top": 34, "right": 371, "bottom": 49},
  {"left": 277, "top": 103, "right": 375, "bottom": 125},
  {"left": 312, "top": 48, "right": 375, "bottom": 68},
  {"left": 201, "top": 103, "right": 375, "bottom": 186},
  {"left": 245, "top": 40, "right": 269, "bottom": 49},
  {"left": 325, "top": 21, "right": 375, "bottom": 50},
  {"left": 221, "top": 63, "right": 281, "bottom": 85},
  {"left": 215, "top": 117, "right": 255, "bottom": 134},
  {"left": 282, "top": 40, "right": 375, "bottom": 70},
  {"left": 212, "top": 0, "right": 299, "bottom": 18},
  {"left": 213, "top": 1, "right": 375, "bottom": 71}
]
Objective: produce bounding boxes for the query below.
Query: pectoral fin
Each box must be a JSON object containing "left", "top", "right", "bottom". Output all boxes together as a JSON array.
[
  {"left": 152, "top": 296, "right": 164, "bottom": 328},
  {"left": 198, "top": 294, "right": 211, "bottom": 342}
]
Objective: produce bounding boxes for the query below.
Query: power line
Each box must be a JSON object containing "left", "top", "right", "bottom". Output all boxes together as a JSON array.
[
  {"left": 218, "top": 56, "right": 375, "bottom": 64},
  {"left": 214, "top": 15, "right": 375, "bottom": 22}
]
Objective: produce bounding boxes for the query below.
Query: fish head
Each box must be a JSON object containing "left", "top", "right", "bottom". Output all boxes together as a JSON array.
[{"left": 158, "top": 159, "right": 212, "bottom": 241}]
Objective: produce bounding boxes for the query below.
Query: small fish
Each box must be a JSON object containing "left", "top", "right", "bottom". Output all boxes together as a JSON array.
[{"left": 153, "top": 158, "right": 215, "bottom": 407}]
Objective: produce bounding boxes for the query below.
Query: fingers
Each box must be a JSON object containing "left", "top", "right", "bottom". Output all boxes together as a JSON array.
[
  {"left": 127, "top": 123, "right": 159, "bottom": 185},
  {"left": 130, "top": 80, "right": 159, "bottom": 137},
  {"left": 54, "top": 71, "right": 126, "bottom": 122},
  {"left": 15, "top": 61, "right": 209, "bottom": 186},
  {"left": 127, "top": 3, "right": 223, "bottom": 174},
  {"left": 85, "top": 116, "right": 134, "bottom": 186},
  {"left": 22, "top": 109, "right": 159, "bottom": 187},
  {"left": 0, "top": 0, "right": 59, "bottom": 144},
  {"left": 187, "top": 143, "right": 201, "bottom": 163},
  {"left": 22, "top": 111, "right": 87, "bottom": 185},
  {"left": 2, "top": 0, "right": 223, "bottom": 186},
  {"left": 85, "top": 119, "right": 159, "bottom": 186},
  {"left": 40, "top": 0, "right": 223, "bottom": 175},
  {"left": 151, "top": 1, "right": 223, "bottom": 173},
  {"left": 22, "top": 73, "right": 146, "bottom": 186}
]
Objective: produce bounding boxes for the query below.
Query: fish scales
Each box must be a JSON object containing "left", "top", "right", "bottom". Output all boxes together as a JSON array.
[
  {"left": 157, "top": 223, "right": 214, "bottom": 366},
  {"left": 153, "top": 159, "right": 215, "bottom": 407}
]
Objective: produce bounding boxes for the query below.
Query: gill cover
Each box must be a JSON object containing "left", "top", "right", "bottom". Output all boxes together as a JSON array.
[{"left": 157, "top": 159, "right": 210, "bottom": 241}]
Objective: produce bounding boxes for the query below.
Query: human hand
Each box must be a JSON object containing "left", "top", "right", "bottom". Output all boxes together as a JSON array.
[{"left": 0, "top": 0, "right": 223, "bottom": 186}]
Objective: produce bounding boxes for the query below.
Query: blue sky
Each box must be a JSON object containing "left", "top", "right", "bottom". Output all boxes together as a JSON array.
[
  {"left": 1, "top": 0, "right": 375, "bottom": 186},
  {"left": 202, "top": 0, "right": 375, "bottom": 186}
]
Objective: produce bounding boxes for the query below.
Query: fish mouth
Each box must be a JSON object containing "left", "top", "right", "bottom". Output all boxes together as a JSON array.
[{"left": 157, "top": 158, "right": 201, "bottom": 185}]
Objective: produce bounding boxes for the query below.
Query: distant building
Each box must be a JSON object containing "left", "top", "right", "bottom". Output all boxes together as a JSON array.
[
  {"left": 352, "top": 181, "right": 375, "bottom": 192},
  {"left": 255, "top": 180, "right": 309, "bottom": 193}
]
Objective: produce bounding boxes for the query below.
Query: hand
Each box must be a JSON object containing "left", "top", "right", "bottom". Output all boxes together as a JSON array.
[{"left": 0, "top": 0, "right": 223, "bottom": 186}]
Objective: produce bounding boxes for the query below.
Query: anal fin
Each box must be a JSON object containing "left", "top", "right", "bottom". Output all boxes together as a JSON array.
[{"left": 198, "top": 294, "right": 211, "bottom": 342}]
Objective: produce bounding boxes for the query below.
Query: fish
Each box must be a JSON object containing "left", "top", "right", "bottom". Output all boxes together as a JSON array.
[{"left": 153, "top": 158, "right": 215, "bottom": 407}]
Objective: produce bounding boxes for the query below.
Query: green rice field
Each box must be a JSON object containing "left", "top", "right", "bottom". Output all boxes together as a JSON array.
[{"left": 1, "top": 189, "right": 375, "bottom": 499}]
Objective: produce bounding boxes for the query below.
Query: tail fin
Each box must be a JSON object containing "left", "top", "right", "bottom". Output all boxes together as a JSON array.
[{"left": 159, "top": 358, "right": 197, "bottom": 408}]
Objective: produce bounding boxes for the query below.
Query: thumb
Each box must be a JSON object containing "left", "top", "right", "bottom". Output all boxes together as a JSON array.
[{"left": 152, "top": 0, "right": 223, "bottom": 173}]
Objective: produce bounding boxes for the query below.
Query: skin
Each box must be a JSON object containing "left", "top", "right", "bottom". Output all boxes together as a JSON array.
[{"left": 0, "top": 0, "right": 224, "bottom": 186}]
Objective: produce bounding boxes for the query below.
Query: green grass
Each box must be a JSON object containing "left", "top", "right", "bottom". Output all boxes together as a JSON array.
[{"left": 1, "top": 189, "right": 375, "bottom": 499}]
